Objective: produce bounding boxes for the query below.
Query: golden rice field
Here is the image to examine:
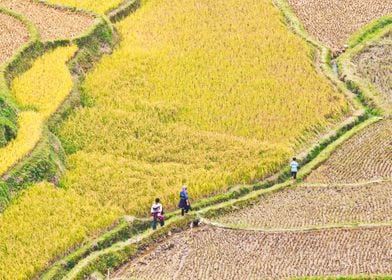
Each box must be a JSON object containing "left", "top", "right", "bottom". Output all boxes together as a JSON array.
[
  {"left": 306, "top": 120, "right": 392, "bottom": 184},
  {"left": 286, "top": 0, "right": 392, "bottom": 51},
  {"left": 0, "top": 182, "right": 117, "bottom": 279},
  {"left": 58, "top": 0, "right": 348, "bottom": 216},
  {"left": 216, "top": 181, "right": 392, "bottom": 229},
  {"left": 0, "top": 112, "right": 42, "bottom": 175},
  {"left": 0, "top": 0, "right": 352, "bottom": 277},
  {"left": 46, "top": 0, "right": 124, "bottom": 15},
  {"left": 0, "top": 11, "right": 29, "bottom": 65},
  {"left": 0, "top": 46, "right": 77, "bottom": 178},
  {"left": 0, "top": 0, "right": 94, "bottom": 41},
  {"left": 116, "top": 225, "right": 392, "bottom": 279},
  {"left": 12, "top": 45, "right": 77, "bottom": 120}
]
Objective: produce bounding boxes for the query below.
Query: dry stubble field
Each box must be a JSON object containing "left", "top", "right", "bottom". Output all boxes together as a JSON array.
[
  {"left": 286, "top": 0, "right": 392, "bottom": 51},
  {"left": 116, "top": 225, "right": 392, "bottom": 279},
  {"left": 0, "top": 11, "right": 29, "bottom": 65},
  {"left": 0, "top": 0, "right": 94, "bottom": 41},
  {"left": 306, "top": 119, "right": 392, "bottom": 184},
  {"left": 216, "top": 181, "right": 392, "bottom": 229},
  {"left": 353, "top": 31, "right": 392, "bottom": 107}
]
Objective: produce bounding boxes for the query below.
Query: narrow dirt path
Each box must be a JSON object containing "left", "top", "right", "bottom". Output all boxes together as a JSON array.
[
  {"left": 0, "top": 11, "right": 29, "bottom": 65},
  {"left": 0, "top": 0, "right": 95, "bottom": 41}
]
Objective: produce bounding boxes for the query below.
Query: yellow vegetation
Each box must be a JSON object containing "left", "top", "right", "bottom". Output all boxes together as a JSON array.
[
  {"left": 59, "top": 0, "right": 348, "bottom": 215},
  {"left": 0, "top": 0, "right": 350, "bottom": 277},
  {"left": 0, "top": 182, "right": 118, "bottom": 279},
  {"left": 0, "top": 112, "right": 43, "bottom": 175},
  {"left": 45, "top": 0, "right": 124, "bottom": 15},
  {"left": 12, "top": 46, "right": 77, "bottom": 119}
]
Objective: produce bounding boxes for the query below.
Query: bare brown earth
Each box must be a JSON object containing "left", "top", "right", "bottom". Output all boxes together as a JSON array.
[
  {"left": 0, "top": 0, "right": 95, "bottom": 41},
  {"left": 116, "top": 225, "right": 392, "bottom": 280},
  {"left": 306, "top": 120, "right": 392, "bottom": 184},
  {"left": 353, "top": 32, "right": 392, "bottom": 107},
  {"left": 286, "top": 0, "right": 392, "bottom": 51},
  {"left": 0, "top": 11, "right": 29, "bottom": 65},
  {"left": 217, "top": 181, "right": 392, "bottom": 229}
]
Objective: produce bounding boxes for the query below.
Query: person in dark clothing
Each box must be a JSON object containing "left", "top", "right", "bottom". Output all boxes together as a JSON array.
[
  {"left": 178, "top": 185, "right": 191, "bottom": 216},
  {"left": 151, "top": 198, "right": 164, "bottom": 230}
]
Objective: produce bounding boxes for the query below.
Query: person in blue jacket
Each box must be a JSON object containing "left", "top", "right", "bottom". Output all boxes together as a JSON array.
[{"left": 178, "top": 185, "right": 191, "bottom": 216}]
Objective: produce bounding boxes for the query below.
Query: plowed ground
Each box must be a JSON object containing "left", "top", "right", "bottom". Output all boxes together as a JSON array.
[
  {"left": 116, "top": 226, "right": 392, "bottom": 279},
  {"left": 216, "top": 181, "right": 392, "bottom": 229},
  {"left": 0, "top": 0, "right": 95, "bottom": 41},
  {"left": 0, "top": 12, "right": 29, "bottom": 65},
  {"left": 306, "top": 120, "right": 392, "bottom": 184},
  {"left": 353, "top": 32, "right": 392, "bottom": 107},
  {"left": 286, "top": 0, "right": 392, "bottom": 51}
]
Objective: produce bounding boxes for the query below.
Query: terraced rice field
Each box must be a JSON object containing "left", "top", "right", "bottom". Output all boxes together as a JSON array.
[
  {"left": 116, "top": 225, "right": 392, "bottom": 279},
  {"left": 216, "top": 181, "right": 392, "bottom": 229},
  {"left": 286, "top": 0, "right": 392, "bottom": 51},
  {"left": 306, "top": 119, "right": 392, "bottom": 184},
  {"left": 353, "top": 31, "right": 392, "bottom": 107},
  {"left": 0, "top": 11, "right": 29, "bottom": 65},
  {"left": 0, "top": 0, "right": 94, "bottom": 41}
]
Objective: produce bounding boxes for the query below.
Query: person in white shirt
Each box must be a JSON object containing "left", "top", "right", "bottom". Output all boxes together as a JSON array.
[
  {"left": 290, "top": 157, "right": 299, "bottom": 179},
  {"left": 151, "top": 198, "right": 164, "bottom": 230}
]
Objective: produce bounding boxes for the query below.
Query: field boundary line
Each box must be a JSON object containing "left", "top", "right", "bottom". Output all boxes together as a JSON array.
[
  {"left": 300, "top": 178, "right": 392, "bottom": 188},
  {"left": 338, "top": 16, "right": 392, "bottom": 116},
  {"left": 199, "top": 218, "right": 392, "bottom": 234}
]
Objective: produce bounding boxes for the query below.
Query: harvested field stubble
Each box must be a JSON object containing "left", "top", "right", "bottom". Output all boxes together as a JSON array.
[
  {"left": 217, "top": 181, "right": 392, "bottom": 229},
  {"left": 306, "top": 120, "right": 392, "bottom": 184},
  {"left": 286, "top": 0, "right": 392, "bottom": 51},
  {"left": 118, "top": 226, "right": 392, "bottom": 279},
  {"left": 0, "top": 0, "right": 95, "bottom": 41},
  {"left": 353, "top": 32, "right": 392, "bottom": 106},
  {"left": 0, "top": 11, "right": 29, "bottom": 65}
]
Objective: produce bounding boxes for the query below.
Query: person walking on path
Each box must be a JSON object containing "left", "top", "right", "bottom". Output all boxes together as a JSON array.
[
  {"left": 290, "top": 157, "right": 299, "bottom": 179},
  {"left": 151, "top": 198, "right": 164, "bottom": 230},
  {"left": 179, "top": 185, "right": 191, "bottom": 216}
]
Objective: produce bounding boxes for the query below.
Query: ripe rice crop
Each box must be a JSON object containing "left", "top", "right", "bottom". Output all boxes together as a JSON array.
[
  {"left": 0, "top": 112, "right": 42, "bottom": 175},
  {"left": 0, "top": 0, "right": 95, "bottom": 41},
  {"left": 0, "top": 182, "right": 118, "bottom": 279},
  {"left": 353, "top": 32, "right": 392, "bottom": 108},
  {"left": 12, "top": 45, "right": 77, "bottom": 119},
  {"left": 306, "top": 120, "right": 392, "bottom": 184},
  {"left": 0, "top": 0, "right": 350, "bottom": 276},
  {"left": 46, "top": 0, "right": 124, "bottom": 15},
  {"left": 0, "top": 11, "right": 29, "bottom": 65},
  {"left": 117, "top": 225, "right": 392, "bottom": 279},
  {"left": 286, "top": 0, "right": 392, "bottom": 51},
  {"left": 58, "top": 0, "right": 348, "bottom": 216},
  {"left": 217, "top": 181, "right": 392, "bottom": 229}
]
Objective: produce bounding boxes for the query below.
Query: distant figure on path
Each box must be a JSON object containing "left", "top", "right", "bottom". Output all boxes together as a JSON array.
[
  {"left": 290, "top": 157, "right": 299, "bottom": 179},
  {"left": 151, "top": 198, "right": 164, "bottom": 230},
  {"left": 179, "top": 185, "right": 191, "bottom": 216}
]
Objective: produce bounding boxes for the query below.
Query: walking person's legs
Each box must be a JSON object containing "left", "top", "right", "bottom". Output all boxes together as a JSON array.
[
  {"left": 181, "top": 208, "right": 185, "bottom": 216},
  {"left": 152, "top": 218, "right": 157, "bottom": 230}
]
